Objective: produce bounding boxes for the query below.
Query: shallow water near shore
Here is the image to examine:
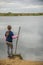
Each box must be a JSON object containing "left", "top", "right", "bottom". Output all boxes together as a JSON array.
[{"left": 0, "top": 16, "right": 43, "bottom": 61}]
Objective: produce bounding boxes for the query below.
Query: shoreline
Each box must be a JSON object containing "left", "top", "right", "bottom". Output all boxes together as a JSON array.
[{"left": 0, "top": 57, "right": 43, "bottom": 65}]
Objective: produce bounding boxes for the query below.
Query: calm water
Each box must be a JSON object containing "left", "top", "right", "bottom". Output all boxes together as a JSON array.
[{"left": 0, "top": 16, "right": 43, "bottom": 61}]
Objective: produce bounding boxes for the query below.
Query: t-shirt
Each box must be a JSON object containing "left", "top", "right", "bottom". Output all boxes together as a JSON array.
[{"left": 5, "top": 31, "right": 14, "bottom": 42}]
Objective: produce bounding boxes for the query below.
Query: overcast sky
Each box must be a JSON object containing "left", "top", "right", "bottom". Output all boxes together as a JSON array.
[{"left": 0, "top": 0, "right": 43, "bottom": 13}]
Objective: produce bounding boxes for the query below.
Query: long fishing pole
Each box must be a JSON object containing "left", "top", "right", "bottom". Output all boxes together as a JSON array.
[{"left": 15, "top": 26, "right": 21, "bottom": 55}]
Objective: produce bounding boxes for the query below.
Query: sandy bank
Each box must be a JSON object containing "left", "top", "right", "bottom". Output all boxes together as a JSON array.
[{"left": 0, "top": 57, "right": 43, "bottom": 65}]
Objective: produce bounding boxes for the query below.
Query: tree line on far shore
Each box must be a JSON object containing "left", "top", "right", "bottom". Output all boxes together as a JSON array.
[{"left": 0, "top": 12, "right": 43, "bottom": 16}]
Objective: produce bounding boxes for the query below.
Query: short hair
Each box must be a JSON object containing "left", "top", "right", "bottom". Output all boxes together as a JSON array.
[{"left": 7, "top": 25, "right": 12, "bottom": 30}]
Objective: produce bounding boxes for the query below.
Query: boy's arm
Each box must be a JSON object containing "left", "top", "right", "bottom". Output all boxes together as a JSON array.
[
  {"left": 11, "top": 31, "right": 18, "bottom": 39},
  {"left": 4, "top": 32, "right": 6, "bottom": 40},
  {"left": 12, "top": 35, "right": 18, "bottom": 39},
  {"left": 3, "top": 32, "right": 6, "bottom": 40},
  {"left": 3, "top": 35, "right": 6, "bottom": 40}
]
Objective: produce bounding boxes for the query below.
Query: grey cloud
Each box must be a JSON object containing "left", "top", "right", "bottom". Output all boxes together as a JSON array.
[
  {"left": 0, "top": 0, "right": 43, "bottom": 13},
  {"left": 0, "top": 0, "right": 11, "bottom": 2},
  {"left": 14, "top": 0, "right": 43, "bottom": 5},
  {"left": 0, "top": 0, "right": 43, "bottom": 5},
  {"left": 39, "top": 0, "right": 43, "bottom": 1}
]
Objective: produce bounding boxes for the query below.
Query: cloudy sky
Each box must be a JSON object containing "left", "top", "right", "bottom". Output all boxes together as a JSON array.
[{"left": 0, "top": 0, "right": 43, "bottom": 13}]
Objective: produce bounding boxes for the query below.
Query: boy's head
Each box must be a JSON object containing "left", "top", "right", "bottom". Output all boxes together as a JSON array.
[{"left": 7, "top": 25, "right": 12, "bottom": 31}]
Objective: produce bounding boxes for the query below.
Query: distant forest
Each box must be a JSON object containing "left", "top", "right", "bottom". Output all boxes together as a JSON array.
[{"left": 0, "top": 12, "right": 43, "bottom": 16}]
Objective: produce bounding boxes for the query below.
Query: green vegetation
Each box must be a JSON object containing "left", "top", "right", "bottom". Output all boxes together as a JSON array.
[{"left": 0, "top": 12, "right": 43, "bottom": 16}]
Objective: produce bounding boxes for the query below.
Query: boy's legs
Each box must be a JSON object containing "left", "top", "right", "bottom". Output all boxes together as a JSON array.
[
  {"left": 11, "top": 43, "right": 13, "bottom": 56},
  {"left": 6, "top": 42, "right": 13, "bottom": 56},
  {"left": 7, "top": 44, "right": 10, "bottom": 56}
]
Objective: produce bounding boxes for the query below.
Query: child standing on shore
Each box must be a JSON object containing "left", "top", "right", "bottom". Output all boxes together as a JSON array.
[{"left": 5, "top": 25, "right": 18, "bottom": 57}]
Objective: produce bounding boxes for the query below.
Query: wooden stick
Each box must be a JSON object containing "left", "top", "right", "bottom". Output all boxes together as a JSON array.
[{"left": 15, "top": 26, "right": 21, "bottom": 54}]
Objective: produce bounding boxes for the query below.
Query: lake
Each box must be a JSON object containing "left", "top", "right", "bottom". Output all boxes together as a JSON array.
[{"left": 0, "top": 16, "right": 43, "bottom": 61}]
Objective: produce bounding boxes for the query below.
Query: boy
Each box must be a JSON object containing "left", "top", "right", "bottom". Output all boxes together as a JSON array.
[{"left": 5, "top": 25, "right": 18, "bottom": 57}]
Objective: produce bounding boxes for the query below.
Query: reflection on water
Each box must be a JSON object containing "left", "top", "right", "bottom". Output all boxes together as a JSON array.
[{"left": 0, "top": 16, "right": 43, "bottom": 61}]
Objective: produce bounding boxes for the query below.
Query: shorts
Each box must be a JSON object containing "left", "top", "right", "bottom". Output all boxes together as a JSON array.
[{"left": 6, "top": 41, "right": 13, "bottom": 48}]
